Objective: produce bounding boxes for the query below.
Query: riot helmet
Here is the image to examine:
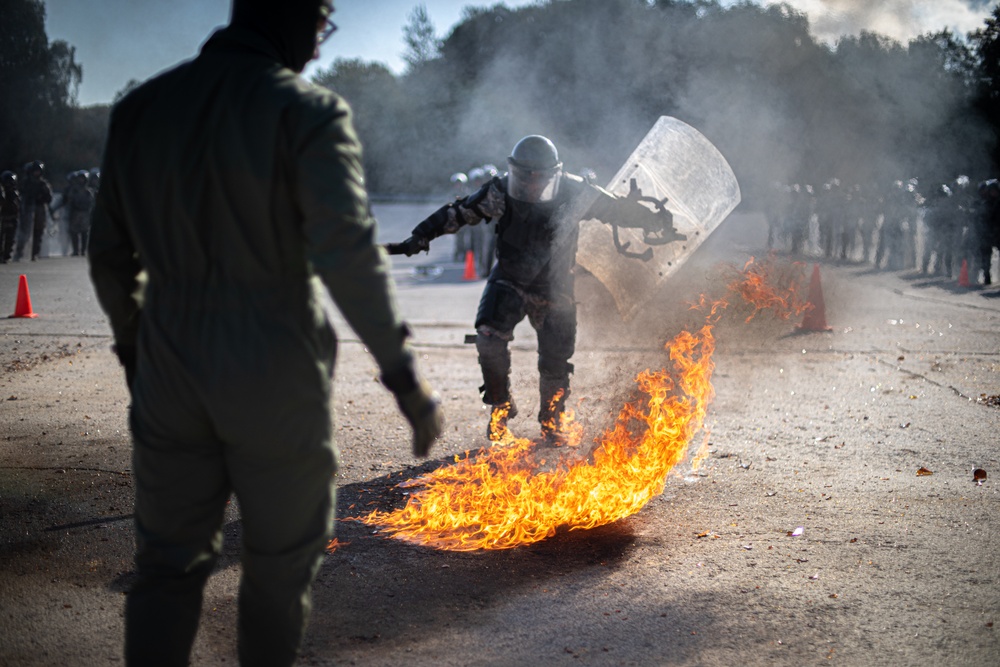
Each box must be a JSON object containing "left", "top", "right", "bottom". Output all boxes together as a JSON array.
[
  {"left": 27, "top": 160, "right": 44, "bottom": 177},
  {"left": 450, "top": 172, "right": 468, "bottom": 197},
  {"left": 506, "top": 135, "right": 562, "bottom": 203},
  {"left": 985, "top": 179, "right": 1000, "bottom": 200},
  {"left": 481, "top": 163, "right": 499, "bottom": 179},
  {"left": 1, "top": 171, "right": 16, "bottom": 186}
]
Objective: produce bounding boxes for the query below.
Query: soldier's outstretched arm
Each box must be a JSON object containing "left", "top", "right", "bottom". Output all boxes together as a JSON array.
[{"left": 395, "top": 178, "right": 506, "bottom": 255}]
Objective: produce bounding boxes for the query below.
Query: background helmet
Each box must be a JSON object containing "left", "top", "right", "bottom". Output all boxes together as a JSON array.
[
  {"left": 1, "top": 171, "right": 16, "bottom": 186},
  {"left": 507, "top": 135, "right": 562, "bottom": 203},
  {"left": 449, "top": 172, "right": 468, "bottom": 185},
  {"left": 26, "top": 160, "right": 44, "bottom": 175}
]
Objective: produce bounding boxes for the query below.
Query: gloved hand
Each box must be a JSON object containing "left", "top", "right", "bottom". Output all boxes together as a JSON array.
[
  {"left": 382, "top": 366, "right": 443, "bottom": 457},
  {"left": 395, "top": 380, "right": 444, "bottom": 457},
  {"left": 398, "top": 234, "right": 430, "bottom": 257},
  {"left": 112, "top": 343, "right": 137, "bottom": 393}
]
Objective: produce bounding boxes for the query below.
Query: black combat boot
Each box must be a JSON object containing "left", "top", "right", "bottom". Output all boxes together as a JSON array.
[
  {"left": 538, "top": 372, "right": 570, "bottom": 446},
  {"left": 477, "top": 330, "right": 516, "bottom": 441}
]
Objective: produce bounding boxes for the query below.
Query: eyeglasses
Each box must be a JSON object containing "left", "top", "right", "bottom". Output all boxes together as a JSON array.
[{"left": 317, "top": 13, "right": 337, "bottom": 44}]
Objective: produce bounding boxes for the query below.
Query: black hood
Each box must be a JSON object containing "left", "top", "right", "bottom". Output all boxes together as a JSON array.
[{"left": 230, "top": 0, "right": 324, "bottom": 73}]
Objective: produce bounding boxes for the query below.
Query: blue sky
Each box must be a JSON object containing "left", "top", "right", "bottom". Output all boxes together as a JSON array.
[
  {"left": 44, "top": 0, "right": 542, "bottom": 105},
  {"left": 44, "top": 0, "right": 993, "bottom": 107}
]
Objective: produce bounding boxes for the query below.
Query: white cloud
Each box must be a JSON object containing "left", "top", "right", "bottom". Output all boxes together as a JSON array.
[{"left": 764, "top": 0, "right": 991, "bottom": 44}]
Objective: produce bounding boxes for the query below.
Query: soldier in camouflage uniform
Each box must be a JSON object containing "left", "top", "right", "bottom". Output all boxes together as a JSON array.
[{"left": 15, "top": 160, "right": 52, "bottom": 261}]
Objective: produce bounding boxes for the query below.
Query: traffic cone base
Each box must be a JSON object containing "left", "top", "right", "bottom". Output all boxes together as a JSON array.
[
  {"left": 796, "top": 263, "right": 832, "bottom": 332},
  {"left": 10, "top": 274, "right": 38, "bottom": 318},
  {"left": 958, "top": 259, "right": 970, "bottom": 288},
  {"left": 462, "top": 249, "right": 477, "bottom": 281}
]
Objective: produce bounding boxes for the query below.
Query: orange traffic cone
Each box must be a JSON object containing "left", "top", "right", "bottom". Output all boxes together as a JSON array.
[
  {"left": 10, "top": 274, "right": 38, "bottom": 318},
  {"left": 796, "top": 264, "right": 832, "bottom": 332},
  {"left": 958, "top": 259, "right": 970, "bottom": 287},
  {"left": 463, "top": 249, "right": 477, "bottom": 281}
]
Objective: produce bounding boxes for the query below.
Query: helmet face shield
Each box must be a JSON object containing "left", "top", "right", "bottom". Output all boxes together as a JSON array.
[{"left": 507, "top": 162, "right": 561, "bottom": 203}]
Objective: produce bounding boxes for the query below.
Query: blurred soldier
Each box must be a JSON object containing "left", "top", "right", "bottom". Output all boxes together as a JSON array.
[
  {"left": 763, "top": 181, "right": 789, "bottom": 251},
  {"left": 875, "top": 180, "right": 910, "bottom": 271},
  {"left": 0, "top": 171, "right": 19, "bottom": 263},
  {"left": 858, "top": 183, "right": 882, "bottom": 265},
  {"left": 449, "top": 171, "right": 472, "bottom": 261},
  {"left": 14, "top": 160, "right": 53, "bottom": 261},
  {"left": 815, "top": 179, "right": 841, "bottom": 258},
  {"left": 921, "top": 184, "right": 954, "bottom": 276},
  {"left": 393, "top": 134, "right": 683, "bottom": 444},
  {"left": 902, "top": 178, "right": 923, "bottom": 269},
  {"left": 60, "top": 171, "right": 96, "bottom": 256},
  {"left": 87, "top": 1, "right": 443, "bottom": 665},
  {"left": 787, "top": 183, "right": 812, "bottom": 255},
  {"left": 976, "top": 179, "right": 1000, "bottom": 285},
  {"left": 952, "top": 175, "right": 978, "bottom": 276}
]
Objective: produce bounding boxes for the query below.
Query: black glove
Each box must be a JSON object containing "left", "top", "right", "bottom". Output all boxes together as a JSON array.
[
  {"left": 382, "top": 365, "right": 443, "bottom": 457},
  {"left": 398, "top": 235, "right": 430, "bottom": 257},
  {"left": 112, "top": 343, "right": 137, "bottom": 393}
]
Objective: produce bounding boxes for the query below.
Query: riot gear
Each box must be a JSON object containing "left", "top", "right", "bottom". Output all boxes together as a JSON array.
[
  {"left": 1, "top": 171, "right": 15, "bottom": 186},
  {"left": 507, "top": 135, "right": 562, "bottom": 203},
  {"left": 400, "top": 141, "right": 683, "bottom": 444}
]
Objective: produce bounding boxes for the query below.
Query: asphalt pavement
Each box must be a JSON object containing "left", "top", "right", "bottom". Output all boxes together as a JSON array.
[{"left": 1, "top": 208, "right": 998, "bottom": 666}]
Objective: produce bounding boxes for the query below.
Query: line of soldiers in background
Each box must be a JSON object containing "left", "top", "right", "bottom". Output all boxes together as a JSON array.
[
  {"left": 0, "top": 160, "right": 99, "bottom": 263},
  {"left": 765, "top": 176, "right": 1000, "bottom": 285}
]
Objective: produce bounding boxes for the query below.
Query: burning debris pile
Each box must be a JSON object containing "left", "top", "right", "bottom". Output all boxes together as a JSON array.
[{"left": 354, "top": 257, "right": 810, "bottom": 551}]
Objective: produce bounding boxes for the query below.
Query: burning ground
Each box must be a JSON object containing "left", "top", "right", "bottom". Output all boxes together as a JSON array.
[{"left": 343, "top": 257, "right": 813, "bottom": 552}]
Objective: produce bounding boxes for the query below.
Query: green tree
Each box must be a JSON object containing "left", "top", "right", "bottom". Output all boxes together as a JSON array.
[
  {"left": 313, "top": 59, "right": 406, "bottom": 193},
  {"left": 0, "top": 0, "right": 83, "bottom": 172},
  {"left": 305, "top": 0, "right": 996, "bottom": 196},
  {"left": 402, "top": 4, "right": 441, "bottom": 71},
  {"left": 970, "top": 4, "right": 1000, "bottom": 171}
]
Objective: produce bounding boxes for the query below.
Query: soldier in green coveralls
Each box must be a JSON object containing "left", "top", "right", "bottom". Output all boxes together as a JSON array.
[{"left": 88, "top": 1, "right": 443, "bottom": 665}]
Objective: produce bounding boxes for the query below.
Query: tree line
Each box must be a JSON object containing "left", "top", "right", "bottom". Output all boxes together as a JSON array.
[{"left": 4, "top": 0, "right": 1000, "bottom": 207}]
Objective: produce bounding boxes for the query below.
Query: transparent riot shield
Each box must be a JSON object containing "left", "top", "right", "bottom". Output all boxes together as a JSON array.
[{"left": 575, "top": 116, "right": 741, "bottom": 320}]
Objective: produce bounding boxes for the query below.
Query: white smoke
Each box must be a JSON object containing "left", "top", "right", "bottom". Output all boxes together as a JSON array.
[{"left": 764, "top": 0, "right": 991, "bottom": 44}]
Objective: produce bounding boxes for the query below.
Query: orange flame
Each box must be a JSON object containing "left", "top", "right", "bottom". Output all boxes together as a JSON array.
[
  {"left": 355, "top": 257, "right": 801, "bottom": 551},
  {"left": 725, "top": 255, "right": 811, "bottom": 322},
  {"left": 487, "top": 403, "right": 515, "bottom": 445}
]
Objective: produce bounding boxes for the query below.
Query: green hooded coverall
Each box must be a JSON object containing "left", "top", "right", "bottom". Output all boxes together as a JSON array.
[{"left": 88, "top": 3, "right": 417, "bottom": 665}]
